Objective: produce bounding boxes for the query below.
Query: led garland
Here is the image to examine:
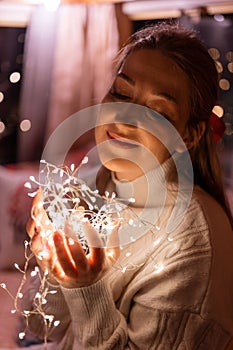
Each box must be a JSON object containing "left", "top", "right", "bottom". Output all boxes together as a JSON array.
[
  {"left": 0, "top": 157, "right": 138, "bottom": 348},
  {"left": 27, "top": 158, "right": 136, "bottom": 250},
  {"left": 0, "top": 241, "right": 60, "bottom": 348},
  {"left": 0, "top": 157, "right": 170, "bottom": 348}
]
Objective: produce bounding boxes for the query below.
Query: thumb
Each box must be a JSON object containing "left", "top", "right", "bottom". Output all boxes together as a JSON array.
[
  {"left": 106, "top": 221, "right": 120, "bottom": 248},
  {"left": 82, "top": 220, "right": 104, "bottom": 248},
  {"left": 106, "top": 221, "right": 121, "bottom": 262}
]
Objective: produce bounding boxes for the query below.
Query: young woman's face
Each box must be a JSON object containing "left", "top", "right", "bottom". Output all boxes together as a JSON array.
[{"left": 95, "top": 49, "right": 191, "bottom": 181}]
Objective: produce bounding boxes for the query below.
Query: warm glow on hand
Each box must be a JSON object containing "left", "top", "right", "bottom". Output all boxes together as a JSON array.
[
  {"left": 47, "top": 220, "right": 120, "bottom": 288},
  {"left": 27, "top": 190, "right": 120, "bottom": 288}
]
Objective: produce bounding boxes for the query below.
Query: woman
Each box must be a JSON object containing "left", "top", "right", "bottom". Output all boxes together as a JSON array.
[{"left": 25, "top": 23, "right": 233, "bottom": 349}]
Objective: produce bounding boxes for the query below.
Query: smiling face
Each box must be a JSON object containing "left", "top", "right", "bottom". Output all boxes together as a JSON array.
[{"left": 95, "top": 49, "right": 191, "bottom": 181}]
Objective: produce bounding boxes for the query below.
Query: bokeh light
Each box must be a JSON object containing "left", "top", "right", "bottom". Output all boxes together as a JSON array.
[
  {"left": 224, "top": 113, "right": 233, "bottom": 136},
  {"left": 214, "top": 14, "right": 225, "bottom": 22},
  {"left": 9, "top": 72, "right": 21, "bottom": 84},
  {"left": 208, "top": 47, "right": 220, "bottom": 60},
  {"left": 219, "top": 78, "right": 230, "bottom": 91},
  {"left": 215, "top": 60, "right": 223, "bottom": 73},
  {"left": 227, "top": 62, "right": 233, "bottom": 73},
  {"left": 213, "top": 105, "right": 224, "bottom": 118},
  {"left": 20, "top": 119, "right": 31, "bottom": 132},
  {"left": 226, "top": 51, "right": 233, "bottom": 62},
  {"left": 0, "top": 121, "right": 5, "bottom": 133},
  {"left": 0, "top": 92, "right": 4, "bottom": 103}
]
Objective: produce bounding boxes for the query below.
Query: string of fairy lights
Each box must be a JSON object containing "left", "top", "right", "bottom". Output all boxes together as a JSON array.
[
  {"left": 0, "top": 9, "right": 233, "bottom": 348},
  {"left": 0, "top": 151, "right": 181, "bottom": 346},
  {"left": 28, "top": 158, "right": 136, "bottom": 249},
  {"left": 0, "top": 157, "right": 143, "bottom": 347},
  {"left": 0, "top": 243, "right": 61, "bottom": 347}
]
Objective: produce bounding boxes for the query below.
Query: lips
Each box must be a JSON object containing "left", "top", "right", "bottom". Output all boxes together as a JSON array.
[{"left": 106, "top": 130, "right": 139, "bottom": 149}]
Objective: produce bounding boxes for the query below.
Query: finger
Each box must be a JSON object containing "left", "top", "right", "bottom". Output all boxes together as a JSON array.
[
  {"left": 30, "top": 228, "right": 48, "bottom": 261},
  {"left": 66, "top": 207, "right": 85, "bottom": 241},
  {"left": 26, "top": 217, "right": 35, "bottom": 238},
  {"left": 31, "top": 190, "right": 51, "bottom": 227},
  {"left": 64, "top": 220, "right": 79, "bottom": 242},
  {"left": 31, "top": 195, "right": 54, "bottom": 237},
  {"left": 88, "top": 247, "right": 105, "bottom": 273},
  {"left": 53, "top": 231, "right": 79, "bottom": 278},
  {"left": 31, "top": 190, "right": 44, "bottom": 218},
  {"left": 67, "top": 237, "right": 89, "bottom": 271},
  {"left": 82, "top": 221, "right": 105, "bottom": 271},
  {"left": 40, "top": 235, "right": 63, "bottom": 278},
  {"left": 64, "top": 221, "right": 89, "bottom": 270},
  {"left": 82, "top": 221, "right": 104, "bottom": 248},
  {"left": 106, "top": 221, "right": 120, "bottom": 248},
  {"left": 106, "top": 222, "right": 121, "bottom": 262},
  {"left": 30, "top": 229, "right": 41, "bottom": 254}
]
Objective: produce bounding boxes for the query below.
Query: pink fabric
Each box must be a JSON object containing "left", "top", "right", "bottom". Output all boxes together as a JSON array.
[{"left": 46, "top": 4, "right": 119, "bottom": 141}]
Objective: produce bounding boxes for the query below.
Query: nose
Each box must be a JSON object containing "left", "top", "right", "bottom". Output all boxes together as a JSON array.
[
  {"left": 97, "top": 102, "right": 152, "bottom": 129},
  {"left": 114, "top": 103, "right": 142, "bottom": 127}
]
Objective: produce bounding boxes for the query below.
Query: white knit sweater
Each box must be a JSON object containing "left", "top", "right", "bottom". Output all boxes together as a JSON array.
[{"left": 23, "top": 161, "right": 233, "bottom": 349}]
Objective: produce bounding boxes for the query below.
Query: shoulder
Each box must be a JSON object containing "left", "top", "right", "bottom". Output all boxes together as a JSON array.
[
  {"left": 166, "top": 182, "right": 232, "bottom": 238},
  {"left": 191, "top": 185, "right": 232, "bottom": 231},
  {"left": 164, "top": 184, "right": 233, "bottom": 265}
]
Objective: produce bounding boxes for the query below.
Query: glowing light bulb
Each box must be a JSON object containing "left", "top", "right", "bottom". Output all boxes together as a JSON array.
[
  {"left": 0, "top": 121, "right": 5, "bottom": 134},
  {"left": 24, "top": 182, "right": 32, "bottom": 189},
  {"left": 19, "top": 332, "right": 25, "bottom": 340}
]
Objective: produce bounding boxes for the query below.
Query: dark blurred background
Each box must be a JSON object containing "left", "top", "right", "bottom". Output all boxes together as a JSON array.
[{"left": 0, "top": 1, "right": 232, "bottom": 188}]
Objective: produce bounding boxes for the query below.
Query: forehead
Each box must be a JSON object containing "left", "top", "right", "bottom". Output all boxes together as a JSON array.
[{"left": 120, "top": 49, "right": 190, "bottom": 100}]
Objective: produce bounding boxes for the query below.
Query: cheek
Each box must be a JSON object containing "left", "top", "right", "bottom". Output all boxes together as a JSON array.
[
  {"left": 95, "top": 126, "right": 105, "bottom": 145},
  {"left": 145, "top": 135, "right": 170, "bottom": 159}
]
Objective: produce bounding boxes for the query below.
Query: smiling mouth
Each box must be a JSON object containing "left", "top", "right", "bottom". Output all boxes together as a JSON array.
[{"left": 107, "top": 131, "right": 139, "bottom": 149}]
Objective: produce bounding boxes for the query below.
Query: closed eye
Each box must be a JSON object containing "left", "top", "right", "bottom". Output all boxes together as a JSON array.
[{"left": 110, "top": 89, "right": 130, "bottom": 101}]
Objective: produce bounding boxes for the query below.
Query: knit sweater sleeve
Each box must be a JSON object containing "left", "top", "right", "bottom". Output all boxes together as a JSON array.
[
  {"left": 61, "top": 278, "right": 128, "bottom": 349},
  {"left": 60, "top": 246, "right": 231, "bottom": 350}
]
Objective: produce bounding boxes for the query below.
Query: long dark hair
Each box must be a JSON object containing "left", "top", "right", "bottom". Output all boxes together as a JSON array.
[{"left": 114, "top": 22, "right": 233, "bottom": 227}]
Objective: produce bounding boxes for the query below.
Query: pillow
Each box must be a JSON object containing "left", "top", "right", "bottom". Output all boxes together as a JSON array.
[{"left": 0, "top": 164, "right": 38, "bottom": 270}]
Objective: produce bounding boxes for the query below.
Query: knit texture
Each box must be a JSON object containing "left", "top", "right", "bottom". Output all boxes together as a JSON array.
[{"left": 24, "top": 161, "right": 233, "bottom": 349}]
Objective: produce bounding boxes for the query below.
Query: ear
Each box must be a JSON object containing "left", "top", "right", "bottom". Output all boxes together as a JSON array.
[{"left": 183, "top": 121, "right": 206, "bottom": 150}]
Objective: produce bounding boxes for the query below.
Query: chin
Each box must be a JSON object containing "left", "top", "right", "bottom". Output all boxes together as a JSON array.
[
  {"left": 101, "top": 158, "right": 131, "bottom": 171},
  {"left": 102, "top": 159, "right": 144, "bottom": 180}
]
